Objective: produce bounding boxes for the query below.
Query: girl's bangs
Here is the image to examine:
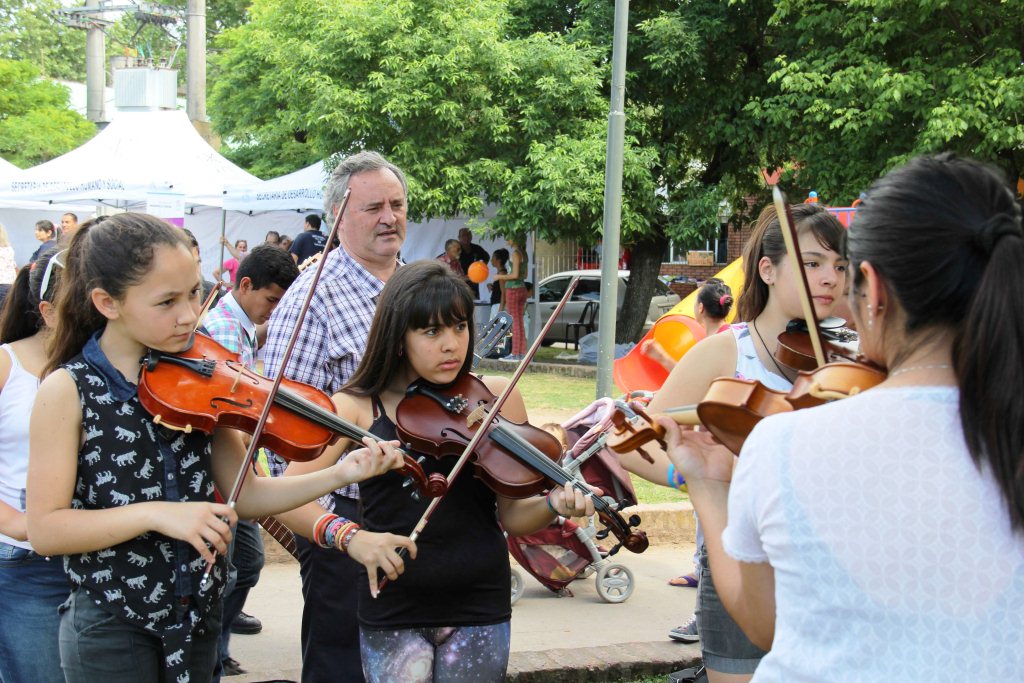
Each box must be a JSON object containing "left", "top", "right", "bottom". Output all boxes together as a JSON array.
[{"left": 406, "top": 277, "right": 473, "bottom": 330}]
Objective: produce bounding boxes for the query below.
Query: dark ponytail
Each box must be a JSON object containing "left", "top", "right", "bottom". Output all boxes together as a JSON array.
[
  {"left": 45, "top": 213, "right": 189, "bottom": 376},
  {"left": 0, "top": 246, "right": 64, "bottom": 343},
  {"left": 737, "top": 203, "right": 846, "bottom": 322},
  {"left": 849, "top": 153, "right": 1024, "bottom": 531},
  {"left": 697, "top": 277, "right": 733, "bottom": 321}
]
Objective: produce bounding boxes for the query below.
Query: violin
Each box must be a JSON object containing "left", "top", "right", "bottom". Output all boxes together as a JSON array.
[
  {"left": 608, "top": 361, "right": 887, "bottom": 457},
  {"left": 137, "top": 333, "right": 448, "bottom": 500},
  {"left": 395, "top": 373, "right": 649, "bottom": 554},
  {"left": 774, "top": 318, "right": 868, "bottom": 372}
]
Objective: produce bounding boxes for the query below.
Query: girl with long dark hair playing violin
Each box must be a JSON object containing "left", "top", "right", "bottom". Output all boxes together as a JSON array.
[
  {"left": 658, "top": 154, "right": 1024, "bottom": 681},
  {"left": 277, "top": 260, "right": 595, "bottom": 683},
  {"left": 25, "top": 213, "right": 406, "bottom": 683},
  {"left": 619, "top": 202, "right": 847, "bottom": 682}
]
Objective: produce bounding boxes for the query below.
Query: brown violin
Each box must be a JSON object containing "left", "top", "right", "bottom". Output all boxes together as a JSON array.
[
  {"left": 137, "top": 333, "right": 447, "bottom": 500},
  {"left": 609, "top": 361, "right": 886, "bottom": 457},
  {"left": 396, "top": 373, "right": 649, "bottom": 554}
]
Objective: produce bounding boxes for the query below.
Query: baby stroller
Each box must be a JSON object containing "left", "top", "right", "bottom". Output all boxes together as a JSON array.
[{"left": 507, "top": 397, "right": 641, "bottom": 604}]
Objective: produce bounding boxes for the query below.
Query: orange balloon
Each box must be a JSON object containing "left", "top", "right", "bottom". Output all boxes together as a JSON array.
[{"left": 467, "top": 261, "right": 489, "bottom": 284}]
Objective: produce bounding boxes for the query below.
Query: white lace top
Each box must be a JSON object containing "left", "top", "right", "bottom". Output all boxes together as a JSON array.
[{"left": 723, "top": 386, "right": 1024, "bottom": 681}]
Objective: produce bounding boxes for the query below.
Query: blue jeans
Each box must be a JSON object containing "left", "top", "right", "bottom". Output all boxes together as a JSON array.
[
  {"left": 0, "top": 542, "right": 68, "bottom": 683},
  {"left": 214, "top": 519, "right": 265, "bottom": 678},
  {"left": 696, "top": 544, "right": 766, "bottom": 674},
  {"left": 59, "top": 588, "right": 222, "bottom": 683}
]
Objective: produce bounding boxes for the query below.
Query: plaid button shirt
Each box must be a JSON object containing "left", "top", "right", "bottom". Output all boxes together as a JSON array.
[
  {"left": 262, "top": 247, "right": 391, "bottom": 504},
  {"left": 202, "top": 292, "right": 257, "bottom": 368}
]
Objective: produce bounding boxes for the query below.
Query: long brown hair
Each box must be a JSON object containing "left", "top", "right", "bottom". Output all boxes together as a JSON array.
[
  {"left": 850, "top": 153, "right": 1024, "bottom": 531},
  {"left": 44, "top": 213, "right": 189, "bottom": 376},
  {"left": 344, "top": 260, "right": 476, "bottom": 397},
  {"left": 737, "top": 203, "right": 846, "bottom": 322}
]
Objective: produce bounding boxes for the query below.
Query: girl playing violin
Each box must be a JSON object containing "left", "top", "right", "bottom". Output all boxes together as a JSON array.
[
  {"left": 0, "top": 248, "right": 66, "bottom": 683},
  {"left": 659, "top": 153, "right": 1024, "bottom": 681},
  {"left": 25, "top": 213, "right": 405, "bottom": 683},
  {"left": 277, "top": 260, "right": 595, "bottom": 683},
  {"left": 620, "top": 202, "right": 847, "bottom": 682}
]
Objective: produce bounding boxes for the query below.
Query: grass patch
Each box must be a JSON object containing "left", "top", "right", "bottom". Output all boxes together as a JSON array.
[{"left": 482, "top": 369, "right": 597, "bottom": 412}]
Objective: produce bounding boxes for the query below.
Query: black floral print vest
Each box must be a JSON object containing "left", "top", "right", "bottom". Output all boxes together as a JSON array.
[{"left": 62, "top": 342, "right": 226, "bottom": 679}]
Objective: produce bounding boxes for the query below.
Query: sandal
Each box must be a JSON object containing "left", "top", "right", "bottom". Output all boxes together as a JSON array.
[{"left": 668, "top": 574, "right": 698, "bottom": 588}]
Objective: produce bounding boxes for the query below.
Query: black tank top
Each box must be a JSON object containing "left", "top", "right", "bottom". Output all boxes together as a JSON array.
[{"left": 357, "top": 397, "right": 511, "bottom": 629}]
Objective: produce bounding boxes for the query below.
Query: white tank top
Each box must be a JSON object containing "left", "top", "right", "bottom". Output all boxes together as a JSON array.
[
  {"left": 0, "top": 344, "right": 40, "bottom": 549},
  {"left": 728, "top": 322, "right": 792, "bottom": 392}
]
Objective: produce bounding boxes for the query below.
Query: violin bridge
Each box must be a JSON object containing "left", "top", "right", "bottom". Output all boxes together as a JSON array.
[
  {"left": 465, "top": 405, "right": 486, "bottom": 428},
  {"left": 230, "top": 366, "right": 243, "bottom": 393}
]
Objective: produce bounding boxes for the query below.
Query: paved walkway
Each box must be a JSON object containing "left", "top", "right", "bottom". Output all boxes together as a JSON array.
[{"left": 229, "top": 543, "right": 701, "bottom": 682}]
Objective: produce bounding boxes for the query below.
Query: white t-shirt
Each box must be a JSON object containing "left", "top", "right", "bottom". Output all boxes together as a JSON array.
[{"left": 723, "top": 386, "right": 1024, "bottom": 682}]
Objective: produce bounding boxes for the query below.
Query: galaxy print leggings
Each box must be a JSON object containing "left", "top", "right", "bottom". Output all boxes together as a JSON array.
[{"left": 359, "top": 622, "right": 511, "bottom": 682}]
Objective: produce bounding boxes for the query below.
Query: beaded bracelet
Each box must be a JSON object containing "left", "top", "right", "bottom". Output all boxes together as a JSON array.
[
  {"left": 545, "top": 490, "right": 560, "bottom": 517},
  {"left": 666, "top": 464, "right": 687, "bottom": 491},
  {"left": 338, "top": 524, "right": 361, "bottom": 554},
  {"left": 313, "top": 513, "right": 339, "bottom": 548}
]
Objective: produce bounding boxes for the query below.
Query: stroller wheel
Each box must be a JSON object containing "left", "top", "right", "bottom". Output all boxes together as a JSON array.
[
  {"left": 510, "top": 568, "right": 525, "bottom": 606},
  {"left": 595, "top": 564, "right": 634, "bottom": 603}
]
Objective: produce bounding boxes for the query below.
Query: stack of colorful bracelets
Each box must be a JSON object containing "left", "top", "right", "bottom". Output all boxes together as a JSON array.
[
  {"left": 313, "top": 513, "right": 361, "bottom": 553},
  {"left": 666, "top": 463, "right": 687, "bottom": 491}
]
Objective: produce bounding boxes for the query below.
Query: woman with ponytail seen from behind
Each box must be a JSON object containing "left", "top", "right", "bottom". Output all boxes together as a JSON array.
[{"left": 659, "top": 153, "right": 1024, "bottom": 681}]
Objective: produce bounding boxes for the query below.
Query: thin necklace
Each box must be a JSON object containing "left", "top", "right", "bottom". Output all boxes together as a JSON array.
[
  {"left": 889, "top": 363, "right": 952, "bottom": 377},
  {"left": 751, "top": 318, "right": 793, "bottom": 380}
]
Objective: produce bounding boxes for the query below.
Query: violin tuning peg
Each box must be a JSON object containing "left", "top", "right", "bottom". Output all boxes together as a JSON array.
[{"left": 627, "top": 514, "right": 642, "bottom": 527}]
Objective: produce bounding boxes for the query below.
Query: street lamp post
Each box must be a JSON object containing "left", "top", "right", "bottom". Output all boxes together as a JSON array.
[{"left": 716, "top": 199, "right": 733, "bottom": 264}]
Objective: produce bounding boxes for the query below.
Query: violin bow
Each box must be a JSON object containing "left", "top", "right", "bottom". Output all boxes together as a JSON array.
[
  {"left": 771, "top": 185, "right": 828, "bottom": 367},
  {"left": 379, "top": 277, "right": 582, "bottom": 590},
  {"left": 192, "top": 281, "right": 225, "bottom": 333},
  {"left": 199, "top": 189, "right": 351, "bottom": 587}
]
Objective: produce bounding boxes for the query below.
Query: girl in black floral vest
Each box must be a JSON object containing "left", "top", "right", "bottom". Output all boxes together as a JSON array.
[{"left": 26, "top": 213, "right": 404, "bottom": 683}]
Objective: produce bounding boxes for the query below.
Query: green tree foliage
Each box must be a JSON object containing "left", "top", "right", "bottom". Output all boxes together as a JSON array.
[
  {"left": 748, "top": 0, "right": 1024, "bottom": 201},
  {"left": 0, "top": 58, "right": 95, "bottom": 167},
  {"left": 208, "top": 0, "right": 639, "bottom": 237},
  {"left": 0, "top": 0, "right": 86, "bottom": 80},
  {"left": 510, "top": 0, "right": 782, "bottom": 339}
]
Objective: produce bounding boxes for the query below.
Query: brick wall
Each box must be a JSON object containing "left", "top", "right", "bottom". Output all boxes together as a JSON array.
[{"left": 660, "top": 220, "right": 753, "bottom": 298}]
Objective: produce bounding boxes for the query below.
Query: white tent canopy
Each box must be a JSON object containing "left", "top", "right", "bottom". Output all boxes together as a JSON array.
[
  {"left": 0, "top": 111, "right": 258, "bottom": 207},
  {"left": 224, "top": 160, "right": 328, "bottom": 213}
]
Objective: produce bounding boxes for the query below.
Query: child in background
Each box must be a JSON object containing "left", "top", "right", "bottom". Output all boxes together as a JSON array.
[
  {"left": 0, "top": 248, "right": 66, "bottom": 683},
  {"left": 27, "top": 213, "right": 405, "bottom": 683}
]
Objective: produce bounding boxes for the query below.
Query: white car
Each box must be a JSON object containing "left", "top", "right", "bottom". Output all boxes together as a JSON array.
[{"left": 534, "top": 270, "right": 681, "bottom": 345}]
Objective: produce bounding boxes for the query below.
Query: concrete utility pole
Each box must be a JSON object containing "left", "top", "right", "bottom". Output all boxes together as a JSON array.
[
  {"left": 85, "top": 0, "right": 107, "bottom": 123},
  {"left": 596, "top": 0, "right": 629, "bottom": 398},
  {"left": 186, "top": 0, "right": 206, "bottom": 122}
]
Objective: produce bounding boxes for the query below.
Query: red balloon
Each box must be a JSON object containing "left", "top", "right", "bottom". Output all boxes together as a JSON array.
[{"left": 467, "top": 261, "right": 489, "bottom": 284}]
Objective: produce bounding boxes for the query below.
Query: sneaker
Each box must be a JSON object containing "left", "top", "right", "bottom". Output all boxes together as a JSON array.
[
  {"left": 220, "top": 657, "right": 247, "bottom": 676},
  {"left": 230, "top": 610, "right": 263, "bottom": 635},
  {"left": 668, "top": 614, "right": 700, "bottom": 643},
  {"left": 498, "top": 354, "right": 522, "bottom": 363}
]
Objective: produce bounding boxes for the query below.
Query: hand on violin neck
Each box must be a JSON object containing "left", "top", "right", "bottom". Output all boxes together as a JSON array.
[
  {"left": 547, "top": 484, "right": 600, "bottom": 519},
  {"left": 347, "top": 530, "right": 417, "bottom": 598},
  {"left": 655, "top": 416, "right": 736, "bottom": 487},
  {"left": 334, "top": 437, "right": 406, "bottom": 487}
]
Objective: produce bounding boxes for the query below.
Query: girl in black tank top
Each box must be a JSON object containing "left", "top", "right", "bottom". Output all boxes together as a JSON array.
[{"left": 280, "top": 261, "right": 596, "bottom": 683}]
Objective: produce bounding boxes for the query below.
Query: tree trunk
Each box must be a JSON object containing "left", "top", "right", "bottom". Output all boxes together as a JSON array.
[{"left": 615, "top": 233, "right": 669, "bottom": 344}]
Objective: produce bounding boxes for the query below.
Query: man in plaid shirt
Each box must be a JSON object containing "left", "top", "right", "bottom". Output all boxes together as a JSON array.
[{"left": 263, "top": 151, "right": 408, "bottom": 683}]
